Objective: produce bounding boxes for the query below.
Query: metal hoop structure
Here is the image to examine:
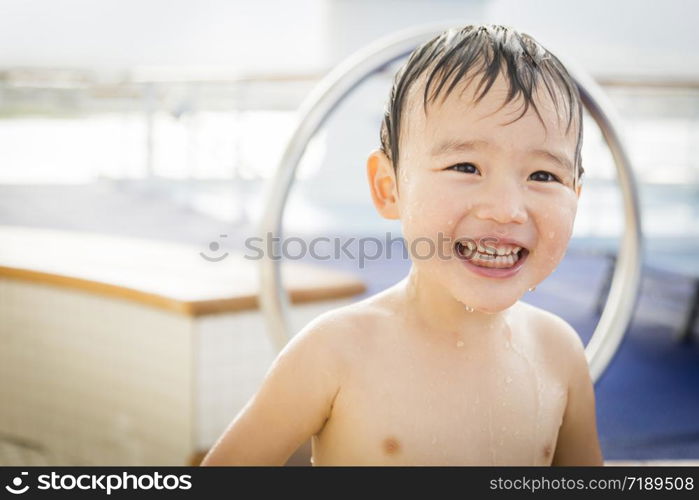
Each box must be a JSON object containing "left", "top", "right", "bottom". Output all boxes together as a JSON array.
[{"left": 258, "top": 25, "right": 643, "bottom": 383}]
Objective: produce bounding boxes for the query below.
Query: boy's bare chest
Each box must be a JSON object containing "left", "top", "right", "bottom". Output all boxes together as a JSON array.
[{"left": 315, "top": 333, "right": 568, "bottom": 465}]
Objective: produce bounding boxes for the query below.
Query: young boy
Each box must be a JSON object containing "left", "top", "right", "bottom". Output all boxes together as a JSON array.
[{"left": 202, "top": 24, "right": 603, "bottom": 466}]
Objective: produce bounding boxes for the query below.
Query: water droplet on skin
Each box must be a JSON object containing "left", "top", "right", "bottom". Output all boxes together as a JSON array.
[
  {"left": 488, "top": 406, "right": 495, "bottom": 463},
  {"left": 456, "top": 340, "right": 465, "bottom": 348},
  {"left": 464, "top": 305, "right": 474, "bottom": 312},
  {"left": 508, "top": 339, "right": 543, "bottom": 464},
  {"left": 505, "top": 376, "right": 512, "bottom": 384}
]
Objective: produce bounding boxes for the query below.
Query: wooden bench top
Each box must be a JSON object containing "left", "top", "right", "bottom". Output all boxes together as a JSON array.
[{"left": 0, "top": 226, "right": 366, "bottom": 316}]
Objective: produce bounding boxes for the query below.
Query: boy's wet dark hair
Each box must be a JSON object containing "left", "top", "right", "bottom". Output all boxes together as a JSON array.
[{"left": 380, "top": 24, "right": 584, "bottom": 187}]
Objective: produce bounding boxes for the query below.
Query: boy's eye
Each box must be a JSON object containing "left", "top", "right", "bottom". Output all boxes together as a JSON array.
[
  {"left": 446, "top": 162, "right": 479, "bottom": 174},
  {"left": 445, "top": 164, "right": 561, "bottom": 183},
  {"left": 529, "top": 170, "right": 560, "bottom": 183}
]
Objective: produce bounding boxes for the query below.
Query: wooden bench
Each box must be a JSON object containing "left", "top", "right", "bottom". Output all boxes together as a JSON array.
[{"left": 0, "top": 226, "right": 365, "bottom": 466}]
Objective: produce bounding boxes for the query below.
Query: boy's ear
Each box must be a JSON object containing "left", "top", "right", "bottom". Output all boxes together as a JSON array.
[{"left": 366, "top": 149, "right": 400, "bottom": 220}]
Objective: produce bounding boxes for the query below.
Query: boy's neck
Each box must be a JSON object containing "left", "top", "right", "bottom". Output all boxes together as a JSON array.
[{"left": 400, "top": 265, "right": 511, "bottom": 339}]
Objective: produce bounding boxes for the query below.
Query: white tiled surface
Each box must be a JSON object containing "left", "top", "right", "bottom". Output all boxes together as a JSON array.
[
  {"left": 0, "top": 278, "right": 194, "bottom": 466},
  {"left": 0, "top": 275, "right": 358, "bottom": 465}
]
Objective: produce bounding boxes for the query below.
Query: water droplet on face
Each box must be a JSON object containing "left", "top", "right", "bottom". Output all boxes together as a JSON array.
[{"left": 456, "top": 340, "right": 465, "bottom": 348}]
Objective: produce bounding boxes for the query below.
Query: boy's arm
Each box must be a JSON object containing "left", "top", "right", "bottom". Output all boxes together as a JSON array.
[
  {"left": 200, "top": 317, "right": 344, "bottom": 465},
  {"left": 551, "top": 319, "right": 604, "bottom": 466}
]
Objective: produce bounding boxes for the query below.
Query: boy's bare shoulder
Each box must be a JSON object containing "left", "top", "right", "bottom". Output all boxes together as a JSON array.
[
  {"left": 293, "top": 289, "right": 397, "bottom": 361},
  {"left": 512, "top": 300, "right": 588, "bottom": 375}
]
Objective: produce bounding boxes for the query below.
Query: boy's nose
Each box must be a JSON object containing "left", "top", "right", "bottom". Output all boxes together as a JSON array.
[{"left": 471, "top": 179, "right": 527, "bottom": 225}]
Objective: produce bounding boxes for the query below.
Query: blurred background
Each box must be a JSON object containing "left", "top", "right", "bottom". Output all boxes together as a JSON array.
[{"left": 0, "top": 0, "right": 697, "bottom": 465}]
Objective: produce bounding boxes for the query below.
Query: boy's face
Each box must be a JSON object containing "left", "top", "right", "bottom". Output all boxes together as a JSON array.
[{"left": 371, "top": 71, "right": 581, "bottom": 313}]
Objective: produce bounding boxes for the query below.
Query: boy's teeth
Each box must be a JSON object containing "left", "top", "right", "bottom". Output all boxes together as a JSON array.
[
  {"left": 481, "top": 245, "right": 519, "bottom": 256},
  {"left": 470, "top": 249, "right": 521, "bottom": 268},
  {"left": 456, "top": 241, "right": 525, "bottom": 259}
]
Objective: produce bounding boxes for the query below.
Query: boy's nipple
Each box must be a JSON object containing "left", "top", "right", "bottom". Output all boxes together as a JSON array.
[{"left": 382, "top": 436, "right": 402, "bottom": 455}]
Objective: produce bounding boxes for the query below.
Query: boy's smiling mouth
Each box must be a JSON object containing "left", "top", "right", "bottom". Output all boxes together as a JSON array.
[{"left": 454, "top": 238, "right": 530, "bottom": 278}]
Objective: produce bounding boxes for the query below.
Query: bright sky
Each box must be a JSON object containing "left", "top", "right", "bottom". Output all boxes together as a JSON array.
[{"left": 0, "top": 0, "right": 696, "bottom": 77}]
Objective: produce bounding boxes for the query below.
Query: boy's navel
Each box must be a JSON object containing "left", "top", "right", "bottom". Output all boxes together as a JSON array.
[{"left": 382, "top": 436, "right": 402, "bottom": 455}]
